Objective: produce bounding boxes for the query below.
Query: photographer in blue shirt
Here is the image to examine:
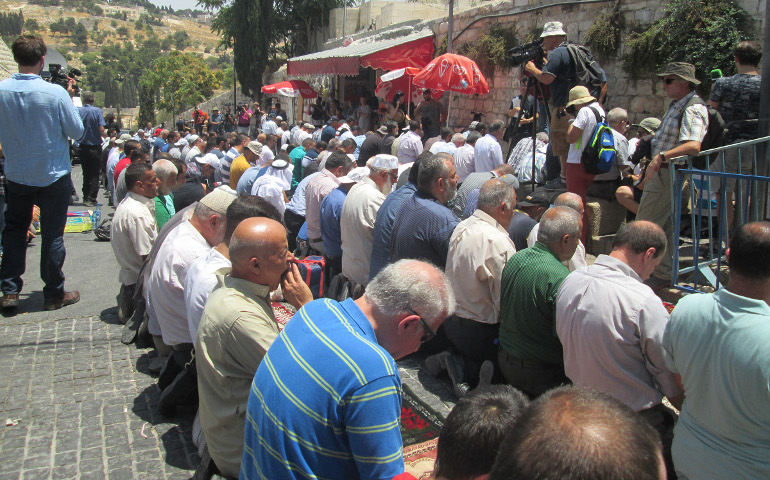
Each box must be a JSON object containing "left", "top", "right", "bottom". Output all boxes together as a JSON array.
[{"left": 0, "top": 35, "right": 85, "bottom": 311}]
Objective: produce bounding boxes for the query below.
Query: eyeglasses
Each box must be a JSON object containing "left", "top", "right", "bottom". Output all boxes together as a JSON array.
[
  {"left": 407, "top": 308, "right": 436, "bottom": 343},
  {"left": 662, "top": 78, "right": 677, "bottom": 85},
  {"left": 387, "top": 172, "right": 399, "bottom": 182}
]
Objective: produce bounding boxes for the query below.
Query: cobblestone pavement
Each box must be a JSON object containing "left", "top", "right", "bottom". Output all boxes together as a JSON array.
[{"left": 0, "top": 167, "right": 458, "bottom": 480}]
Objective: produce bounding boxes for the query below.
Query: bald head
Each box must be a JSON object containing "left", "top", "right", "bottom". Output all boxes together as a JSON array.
[
  {"left": 554, "top": 192, "right": 584, "bottom": 216},
  {"left": 229, "top": 217, "right": 290, "bottom": 289}
]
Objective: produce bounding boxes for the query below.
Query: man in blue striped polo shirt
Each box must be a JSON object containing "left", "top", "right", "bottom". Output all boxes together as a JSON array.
[{"left": 241, "top": 259, "right": 455, "bottom": 480}]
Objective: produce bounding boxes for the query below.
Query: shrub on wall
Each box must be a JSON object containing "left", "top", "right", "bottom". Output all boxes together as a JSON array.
[
  {"left": 585, "top": 1, "right": 625, "bottom": 59},
  {"left": 622, "top": 0, "right": 754, "bottom": 82},
  {"left": 455, "top": 24, "right": 519, "bottom": 78}
]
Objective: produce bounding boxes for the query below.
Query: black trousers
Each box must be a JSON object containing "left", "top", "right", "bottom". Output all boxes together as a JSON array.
[
  {"left": 284, "top": 208, "right": 305, "bottom": 253},
  {"left": 80, "top": 144, "right": 102, "bottom": 203}
]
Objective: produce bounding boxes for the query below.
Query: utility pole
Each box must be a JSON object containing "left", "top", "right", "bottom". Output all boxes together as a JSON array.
[{"left": 447, "top": 0, "right": 454, "bottom": 53}]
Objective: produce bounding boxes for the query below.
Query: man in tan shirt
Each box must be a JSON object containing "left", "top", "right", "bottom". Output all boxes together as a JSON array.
[{"left": 195, "top": 217, "right": 312, "bottom": 478}]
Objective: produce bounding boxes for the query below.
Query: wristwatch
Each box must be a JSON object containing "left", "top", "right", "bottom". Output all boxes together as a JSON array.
[{"left": 660, "top": 151, "right": 666, "bottom": 163}]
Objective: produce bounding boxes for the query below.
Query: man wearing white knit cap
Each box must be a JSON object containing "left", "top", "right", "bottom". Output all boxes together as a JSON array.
[{"left": 341, "top": 154, "right": 400, "bottom": 285}]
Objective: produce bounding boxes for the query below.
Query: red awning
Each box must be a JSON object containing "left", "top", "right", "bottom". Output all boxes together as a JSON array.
[{"left": 287, "top": 31, "right": 435, "bottom": 77}]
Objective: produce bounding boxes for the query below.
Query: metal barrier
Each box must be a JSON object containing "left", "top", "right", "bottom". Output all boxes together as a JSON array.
[{"left": 670, "top": 136, "right": 770, "bottom": 293}]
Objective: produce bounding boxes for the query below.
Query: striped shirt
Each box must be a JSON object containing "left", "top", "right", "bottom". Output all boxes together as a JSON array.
[
  {"left": 220, "top": 146, "right": 239, "bottom": 185},
  {"left": 241, "top": 298, "right": 404, "bottom": 480},
  {"left": 499, "top": 242, "right": 570, "bottom": 365}
]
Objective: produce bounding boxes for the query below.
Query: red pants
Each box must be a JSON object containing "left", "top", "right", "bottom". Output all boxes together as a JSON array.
[{"left": 566, "top": 163, "right": 595, "bottom": 243}]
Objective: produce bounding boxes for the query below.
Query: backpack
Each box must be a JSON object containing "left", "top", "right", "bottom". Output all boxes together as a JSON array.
[
  {"left": 581, "top": 107, "right": 617, "bottom": 175},
  {"left": 564, "top": 43, "right": 605, "bottom": 100},
  {"left": 679, "top": 95, "right": 725, "bottom": 169}
]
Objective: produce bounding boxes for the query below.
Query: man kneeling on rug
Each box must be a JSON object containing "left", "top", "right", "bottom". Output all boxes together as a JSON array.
[{"left": 241, "top": 259, "right": 455, "bottom": 480}]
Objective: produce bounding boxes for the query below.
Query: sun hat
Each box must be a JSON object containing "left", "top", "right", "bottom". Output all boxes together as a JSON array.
[
  {"left": 566, "top": 86, "right": 596, "bottom": 108},
  {"left": 657, "top": 62, "right": 701, "bottom": 85},
  {"left": 540, "top": 21, "right": 566, "bottom": 38}
]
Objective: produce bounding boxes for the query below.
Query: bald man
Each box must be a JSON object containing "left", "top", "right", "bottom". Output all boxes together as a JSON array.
[{"left": 195, "top": 218, "right": 313, "bottom": 478}]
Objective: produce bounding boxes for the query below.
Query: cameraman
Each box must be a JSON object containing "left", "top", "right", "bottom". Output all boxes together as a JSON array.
[
  {"left": 525, "top": 21, "right": 607, "bottom": 190},
  {"left": 0, "top": 35, "right": 84, "bottom": 311}
]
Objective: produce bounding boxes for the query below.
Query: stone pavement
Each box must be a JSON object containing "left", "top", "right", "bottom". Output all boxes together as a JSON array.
[{"left": 0, "top": 167, "right": 458, "bottom": 479}]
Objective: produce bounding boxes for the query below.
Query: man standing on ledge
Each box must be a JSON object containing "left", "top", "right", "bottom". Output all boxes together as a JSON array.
[{"left": 0, "top": 35, "right": 84, "bottom": 310}]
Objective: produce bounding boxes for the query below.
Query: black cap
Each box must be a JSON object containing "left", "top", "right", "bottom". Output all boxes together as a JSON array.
[{"left": 517, "top": 189, "right": 552, "bottom": 207}]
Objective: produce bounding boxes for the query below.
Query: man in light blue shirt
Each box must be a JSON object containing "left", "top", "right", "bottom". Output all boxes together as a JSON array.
[
  {"left": 0, "top": 35, "right": 85, "bottom": 311},
  {"left": 663, "top": 221, "right": 770, "bottom": 480},
  {"left": 77, "top": 91, "right": 105, "bottom": 206}
]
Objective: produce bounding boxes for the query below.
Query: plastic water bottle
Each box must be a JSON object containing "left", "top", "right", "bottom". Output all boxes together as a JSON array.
[{"left": 92, "top": 203, "right": 101, "bottom": 231}]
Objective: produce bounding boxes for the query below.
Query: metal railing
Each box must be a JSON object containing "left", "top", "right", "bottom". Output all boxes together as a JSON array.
[{"left": 670, "top": 136, "right": 770, "bottom": 293}]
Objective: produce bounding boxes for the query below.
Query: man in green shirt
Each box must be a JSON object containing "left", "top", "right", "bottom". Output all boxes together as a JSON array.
[
  {"left": 152, "top": 159, "right": 178, "bottom": 230},
  {"left": 498, "top": 206, "right": 582, "bottom": 398}
]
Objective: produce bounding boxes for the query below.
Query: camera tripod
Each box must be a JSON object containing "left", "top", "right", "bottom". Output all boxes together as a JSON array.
[{"left": 504, "top": 74, "right": 552, "bottom": 192}]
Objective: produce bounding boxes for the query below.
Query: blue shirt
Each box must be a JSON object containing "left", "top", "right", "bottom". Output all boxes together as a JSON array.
[
  {"left": 663, "top": 288, "right": 770, "bottom": 480},
  {"left": 369, "top": 182, "right": 417, "bottom": 281},
  {"left": 286, "top": 172, "right": 321, "bottom": 216},
  {"left": 76, "top": 104, "right": 105, "bottom": 146},
  {"left": 241, "top": 298, "right": 403, "bottom": 480},
  {"left": 389, "top": 190, "right": 459, "bottom": 269},
  {"left": 0, "top": 73, "right": 84, "bottom": 186},
  {"left": 235, "top": 166, "right": 262, "bottom": 196},
  {"left": 320, "top": 186, "right": 347, "bottom": 258},
  {"left": 353, "top": 134, "right": 367, "bottom": 161}
]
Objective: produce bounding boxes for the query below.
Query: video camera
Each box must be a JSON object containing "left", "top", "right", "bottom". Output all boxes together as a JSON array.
[
  {"left": 508, "top": 38, "right": 546, "bottom": 69},
  {"left": 45, "top": 64, "right": 82, "bottom": 94}
]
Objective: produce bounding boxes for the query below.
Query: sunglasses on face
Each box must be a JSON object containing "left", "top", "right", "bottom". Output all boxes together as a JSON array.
[
  {"left": 407, "top": 308, "right": 436, "bottom": 343},
  {"left": 662, "top": 78, "right": 677, "bottom": 85}
]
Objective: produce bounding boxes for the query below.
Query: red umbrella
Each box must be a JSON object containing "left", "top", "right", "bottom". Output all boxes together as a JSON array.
[
  {"left": 413, "top": 53, "right": 489, "bottom": 95},
  {"left": 261, "top": 80, "right": 318, "bottom": 99},
  {"left": 375, "top": 67, "right": 443, "bottom": 105}
]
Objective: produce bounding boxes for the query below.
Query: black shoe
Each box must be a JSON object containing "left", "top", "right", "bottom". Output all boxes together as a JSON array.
[{"left": 545, "top": 178, "right": 567, "bottom": 190}]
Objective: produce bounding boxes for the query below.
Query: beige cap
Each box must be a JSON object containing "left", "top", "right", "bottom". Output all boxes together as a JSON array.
[{"left": 199, "top": 186, "right": 237, "bottom": 215}]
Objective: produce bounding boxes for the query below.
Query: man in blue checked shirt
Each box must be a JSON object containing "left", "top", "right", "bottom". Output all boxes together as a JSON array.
[
  {"left": 241, "top": 259, "right": 456, "bottom": 480},
  {"left": 0, "top": 35, "right": 84, "bottom": 311}
]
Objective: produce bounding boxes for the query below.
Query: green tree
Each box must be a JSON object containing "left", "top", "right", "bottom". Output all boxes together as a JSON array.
[
  {"left": 623, "top": 0, "right": 754, "bottom": 82},
  {"left": 116, "top": 26, "right": 129, "bottom": 38},
  {"left": 24, "top": 18, "right": 39, "bottom": 33},
  {"left": 160, "top": 35, "right": 173, "bottom": 51},
  {"left": 140, "top": 50, "right": 219, "bottom": 114},
  {"left": 205, "top": 0, "right": 273, "bottom": 97},
  {"left": 138, "top": 83, "right": 156, "bottom": 126},
  {"left": 172, "top": 30, "right": 190, "bottom": 50},
  {"left": 72, "top": 22, "right": 89, "bottom": 50}
]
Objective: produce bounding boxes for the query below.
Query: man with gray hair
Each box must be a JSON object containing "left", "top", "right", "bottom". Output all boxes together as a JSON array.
[
  {"left": 434, "top": 132, "right": 466, "bottom": 157},
  {"left": 241, "top": 259, "right": 455, "bottom": 479},
  {"left": 454, "top": 131, "right": 478, "bottom": 183},
  {"left": 441, "top": 178, "right": 518, "bottom": 396},
  {"left": 390, "top": 153, "right": 460, "bottom": 268},
  {"left": 587, "top": 107, "right": 632, "bottom": 201},
  {"left": 498, "top": 205, "right": 582, "bottom": 398},
  {"left": 474, "top": 119, "right": 506, "bottom": 172},
  {"left": 340, "top": 155, "right": 399, "bottom": 285},
  {"left": 528, "top": 191, "right": 588, "bottom": 272}
]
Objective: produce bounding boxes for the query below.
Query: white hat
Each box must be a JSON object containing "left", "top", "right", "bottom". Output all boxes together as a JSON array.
[
  {"left": 339, "top": 166, "right": 370, "bottom": 184},
  {"left": 246, "top": 141, "right": 263, "bottom": 156},
  {"left": 188, "top": 134, "right": 200, "bottom": 144},
  {"left": 197, "top": 153, "right": 220, "bottom": 169},
  {"left": 367, "top": 154, "right": 399, "bottom": 170},
  {"left": 116, "top": 133, "right": 132, "bottom": 145},
  {"left": 275, "top": 116, "right": 283, "bottom": 122},
  {"left": 199, "top": 186, "right": 237, "bottom": 215},
  {"left": 175, "top": 138, "right": 188, "bottom": 147},
  {"left": 540, "top": 21, "right": 566, "bottom": 37}
]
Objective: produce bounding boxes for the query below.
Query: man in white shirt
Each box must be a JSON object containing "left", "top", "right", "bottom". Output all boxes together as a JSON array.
[
  {"left": 145, "top": 187, "right": 236, "bottom": 414},
  {"left": 527, "top": 192, "right": 588, "bottom": 272},
  {"left": 473, "top": 120, "right": 505, "bottom": 173},
  {"left": 556, "top": 220, "right": 683, "bottom": 475},
  {"left": 441, "top": 178, "right": 517, "bottom": 396},
  {"left": 564, "top": 85, "right": 604, "bottom": 243},
  {"left": 454, "top": 131, "right": 479, "bottom": 183},
  {"left": 111, "top": 163, "right": 159, "bottom": 323},
  {"left": 397, "top": 120, "right": 424, "bottom": 165},
  {"left": 340, "top": 155, "right": 399, "bottom": 286}
]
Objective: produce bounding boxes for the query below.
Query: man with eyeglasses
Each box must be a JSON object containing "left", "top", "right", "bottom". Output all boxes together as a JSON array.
[
  {"left": 340, "top": 155, "right": 400, "bottom": 286},
  {"left": 637, "top": 62, "right": 708, "bottom": 290},
  {"left": 241, "top": 259, "right": 455, "bottom": 480}
]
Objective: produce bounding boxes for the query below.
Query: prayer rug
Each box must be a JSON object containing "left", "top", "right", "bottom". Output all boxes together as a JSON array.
[
  {"left": 401, "top": 384, "right": 444, "bottom": 479},
  {"left": 271, "top": 302, "right": 296, "bottom": 330},
  {"left": 64, "top": 210, "right": 93, "bottom": 233}
]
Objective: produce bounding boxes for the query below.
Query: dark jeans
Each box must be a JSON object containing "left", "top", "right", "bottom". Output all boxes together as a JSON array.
[
  {"left": 498, "top": 347, "right": 570, "bottom": 399},
  {"left": 283, "top": 208, "right": 305, "bottom": 253},
  {"left": 444, "top": 315, "right": 499, "bottom": 386},
  {"left": 1, "top": 174, "right": 71, "bottom": 299},
  {"left": 80, "top": 144, "right": 102, "bottom": 202}
]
